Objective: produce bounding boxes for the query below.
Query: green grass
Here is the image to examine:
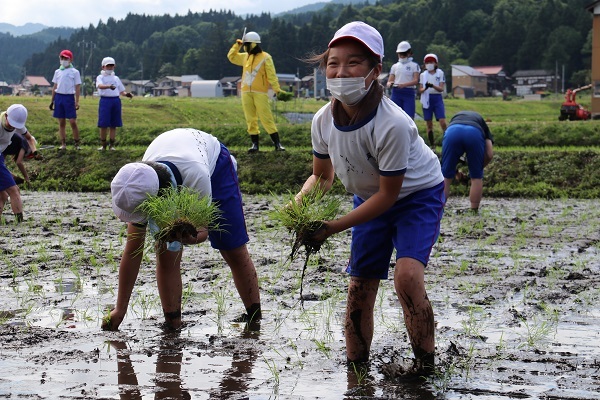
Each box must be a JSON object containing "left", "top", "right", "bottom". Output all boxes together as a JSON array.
[{"left": 2, "top": 95, "right": 600, "bottom": 197}]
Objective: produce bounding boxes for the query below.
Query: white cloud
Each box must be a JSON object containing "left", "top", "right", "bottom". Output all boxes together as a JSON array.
[{"left": 1, "top": 0, "right": 326, "bottom": 28}]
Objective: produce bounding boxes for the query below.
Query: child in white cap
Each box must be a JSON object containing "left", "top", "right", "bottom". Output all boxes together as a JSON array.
[
  {"left": 0, "top": 104, "right": 37, "bottom": 223},
  {"left": 96, "top": 56, "right": 133, "bottom": 150},
  {"left": 103, "top": 128, "right": 261, "bottom": 331},
  {"left": 298, "top": 21, "right": 444, "bottom": 375}
]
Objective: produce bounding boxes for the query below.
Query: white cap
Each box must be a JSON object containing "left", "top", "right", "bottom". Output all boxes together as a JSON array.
[
  {"left": 6, "top": 104, "right": 27, "bottom": 129},
  {"left": 102, "top": 57, "right": 116, "bottom": 66},
  {"left": 424, "top": 53, "right": 438, "bottom": 63},
  {"left": 396, "top": 41, "right": 411, "bottom": 53},
  {"left": 111, "top": 163, "right": 159, "bottom": 223},
  {"left": 329, "top": 21, "right": 384, "bottom": 62}
]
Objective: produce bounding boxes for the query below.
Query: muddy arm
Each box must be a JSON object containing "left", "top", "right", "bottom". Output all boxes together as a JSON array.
[{"left": 102, "top": 223, "right": 146, "bottom": 331}]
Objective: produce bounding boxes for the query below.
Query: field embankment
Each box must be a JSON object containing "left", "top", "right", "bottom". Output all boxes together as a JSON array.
[{"left": 1, "top": 95, "right": 599, "bottom": 197}]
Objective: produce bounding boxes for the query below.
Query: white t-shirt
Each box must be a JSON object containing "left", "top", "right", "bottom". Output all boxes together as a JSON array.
[
  {"left": 142, "top": 128, "right": 221, "bottom": 198},
  {"left": 389, "top": 59, "right": 420, "bottom": 88},
  {"left": 52, "top": 67, "right": 82, "bottom": 94},
  {"left": 96, "top": 72, "right": 125, "bottom": 97},
  {"left": 311, "top": 97, "right": 443, "bottom": 201},
  {"left": 0, "top": 112, "right": 28, "bottom": 153},
  {"left": 420, "top": 69, "right": 445, "bottom": 94}
]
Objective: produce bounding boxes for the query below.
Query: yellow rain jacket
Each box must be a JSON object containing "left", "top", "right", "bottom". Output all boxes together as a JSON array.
[{"left": 227, "top": 43, "right": 281, "bottom": 94}]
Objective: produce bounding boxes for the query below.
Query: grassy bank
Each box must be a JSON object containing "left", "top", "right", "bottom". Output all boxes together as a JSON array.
[{"left": 2, "top": 96, "right": 600, "bottom": 198}]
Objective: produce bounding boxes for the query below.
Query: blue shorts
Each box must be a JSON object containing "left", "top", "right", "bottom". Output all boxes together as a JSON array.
[
  {"left": 390, "top": 87, "right": 416, "bottom": 119},
  {"left": 98, "top": 97, "right": 123, "bottom": 128},
  {"left": 441, "top": 124, "right": 486, "bottom": 179},
  {"left": 53, "top": 93, "right": 77, "bottom": 119},
  {"left": 0, "top": 155, "right": 17, "bottom": 191},
  {"left": 346, "top": 182, "right": 445, "bottom": 279},
  {"left": 208, "top": 144, "right": 249, "bottom": 251},
  {"left": 422, "top": 94, "right": 446, "bottom": 121}
]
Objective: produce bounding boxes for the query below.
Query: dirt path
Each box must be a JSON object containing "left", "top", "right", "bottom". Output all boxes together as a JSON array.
[{"left": 0, "top": 192, "right": 599, "bottom": 399}]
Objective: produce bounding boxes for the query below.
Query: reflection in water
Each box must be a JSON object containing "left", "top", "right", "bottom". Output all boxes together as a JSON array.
[
  {"left": 108, "top": 324, "right": 261, "bottom": 399},
  {"left": 211, "top": 325, "right": 262, "bottom": 399},
  {"left": 109, "top": 331, "right": 191, "bottom": 400}
]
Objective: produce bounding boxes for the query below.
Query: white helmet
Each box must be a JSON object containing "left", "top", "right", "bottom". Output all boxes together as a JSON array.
[
  {"left": 396, "top": 41, "right": 411, "bottom": 53},
  {"left": 243, "top": 31, "right": 261, "bottom": 43},
  {"left": 102, "top": 57, "right": 116, "bottom": 66}
]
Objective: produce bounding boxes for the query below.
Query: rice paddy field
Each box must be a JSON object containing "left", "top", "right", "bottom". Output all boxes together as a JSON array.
[{"left": 0, "top": 191, "right": 599, "bottom": 399}]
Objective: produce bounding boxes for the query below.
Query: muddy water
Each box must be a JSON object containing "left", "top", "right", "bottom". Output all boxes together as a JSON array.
[{"left": 1, "top": 192, "right": 599, "bottom": 399}]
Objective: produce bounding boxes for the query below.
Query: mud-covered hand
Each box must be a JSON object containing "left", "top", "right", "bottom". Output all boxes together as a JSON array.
[
  {"left": 110, "top": 84, "right": 116, "bottom": 90},
  {"left": 303, "top": 221, "right": 331, "bottom": 252},
  {"left": 49, "top": 101, "right": 54, "bottom": 111},
  {"left": 124, "top": 92, "right": 133, "bottom": 98},
  {"left": 101, "top": 308, "right": 125, "bottom": 331},
  {"left": 180, "top": 229, "right": 208, "bottom": 245},
  {"left": 425, "top": 82, "right": 434, "bottom": 89}
]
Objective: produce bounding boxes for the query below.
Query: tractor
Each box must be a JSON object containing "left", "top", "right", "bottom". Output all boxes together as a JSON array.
[{"left": 559, "top": 84, "right": 592, "bottom": 121}]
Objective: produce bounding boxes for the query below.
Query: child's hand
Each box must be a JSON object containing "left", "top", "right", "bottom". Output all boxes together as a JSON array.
[{"left": 101, "top": 309, "right": 125, "bottom": 331}]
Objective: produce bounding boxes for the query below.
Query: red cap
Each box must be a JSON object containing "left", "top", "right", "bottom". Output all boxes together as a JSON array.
[{"left": 60, "top": 49, "right": 73, "bottom": 60}]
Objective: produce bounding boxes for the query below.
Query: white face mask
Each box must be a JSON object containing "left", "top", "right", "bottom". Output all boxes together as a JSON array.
[
  {"left": 399, "top": 57, "right": 409, "bottom": 64},
  {"left": 103, "top": 70, "right": 114, "bottom": 75},
  {"left": 326, "top": 68, "right": 375, "bottom": 106},
  {"left": 426, "top": 63, "right": 435, "bottom": 71},
  {"left": 61, "top": 60, "right": 71, "bottom": 68}
]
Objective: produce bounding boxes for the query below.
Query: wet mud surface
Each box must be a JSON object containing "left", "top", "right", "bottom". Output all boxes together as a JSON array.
[{"left": 1, "top": 192, "right": 599, "bottom": 399}]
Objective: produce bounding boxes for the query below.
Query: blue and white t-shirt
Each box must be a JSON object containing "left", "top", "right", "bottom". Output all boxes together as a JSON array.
[{"left": 311, "top": 96, "right": 443, "bottom": 201}]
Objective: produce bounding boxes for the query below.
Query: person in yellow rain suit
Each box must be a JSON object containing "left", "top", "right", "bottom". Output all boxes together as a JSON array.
[{"left": 227, "top": 31, "right": 286, "bottom": 152}]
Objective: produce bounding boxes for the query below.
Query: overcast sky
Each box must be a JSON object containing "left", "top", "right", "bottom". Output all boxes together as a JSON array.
[{"left": 1, "top": 0, "right": 325, "bottom": 28}]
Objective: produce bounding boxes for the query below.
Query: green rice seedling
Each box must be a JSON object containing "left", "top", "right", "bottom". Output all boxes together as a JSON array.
[
  {"left": 136, "top": 186, "right": 221, "bottom": 248},
  {"left": 270, "top": 185, "right": 342, "bottom": 301},
  {"left": 349, "top": 361, "right": 369, "bottom": 385},
  {"left": 312, "top": 339, "right": 332, "bottom": 358},
  {"left": 263, "top": 356, "right": 281, "bottom": 386},
  {"left": 517, "top": 313, "right": 557, "bottom": 349}
]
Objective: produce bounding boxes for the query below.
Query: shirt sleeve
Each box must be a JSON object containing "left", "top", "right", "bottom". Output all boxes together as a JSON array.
[{"left": 264, "top": 55, "right": 281, "bottom": 93}]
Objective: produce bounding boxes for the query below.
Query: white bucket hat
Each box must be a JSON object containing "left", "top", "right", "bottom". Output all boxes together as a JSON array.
[{"left": 111, "top": 163, "right": 159, "bottom": 223}]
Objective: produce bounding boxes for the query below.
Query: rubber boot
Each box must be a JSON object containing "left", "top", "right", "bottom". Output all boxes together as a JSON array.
[
  {"left": 427, "top": 131, "right": 435, "bottom": 148},
  {"left": 248, "top": 135, "right": 259, "bottom": 153},
  {"left": 98, "top": 139, "right": 107, "bottom": 151},
  {"left": 270, "top": 132, "right": 285, "bottom": 151}
]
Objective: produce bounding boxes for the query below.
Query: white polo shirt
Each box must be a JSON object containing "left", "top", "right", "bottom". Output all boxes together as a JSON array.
[
  {"left": 389, "top": 59, "right": 420, "bottom": 88},
  {"left": 96, "top": 72, "right": 125, "bottom": 97},
  {"left": 52, "top": 67, "right": 82, "bottom": 94}
]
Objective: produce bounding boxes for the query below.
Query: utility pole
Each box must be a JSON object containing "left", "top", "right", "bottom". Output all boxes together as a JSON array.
[{"left": 78, "top": 40, "right": 96, "bottom": 97}]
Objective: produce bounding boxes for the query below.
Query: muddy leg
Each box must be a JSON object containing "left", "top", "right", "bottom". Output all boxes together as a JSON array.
[
  {"left": 220, "top": 244, "right": 261, "bottom": 320},
  {"left": 156, "top": 246, "right": 183, "bottom": 329},
  {"left": 345, "top": 277, "right": 379, "bottom": 363},
  {"left": 394, "top": 257, "right": 435, "bottom": 372}
]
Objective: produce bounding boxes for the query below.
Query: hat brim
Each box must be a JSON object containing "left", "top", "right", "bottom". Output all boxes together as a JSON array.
[
  {"left": 329, "top": 36, "right": 382, "bottom": 61},
  {"left": 112, "top": 201, "right": 147, "bottom": 224}
]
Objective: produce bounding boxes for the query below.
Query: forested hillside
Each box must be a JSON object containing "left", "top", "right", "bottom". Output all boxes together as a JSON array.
[
  {"left": 0, "top": 27, "right": 75, "bottom": 83},
  {"left": 19, "top": 0, "right": 593, "bottom": 88}
]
